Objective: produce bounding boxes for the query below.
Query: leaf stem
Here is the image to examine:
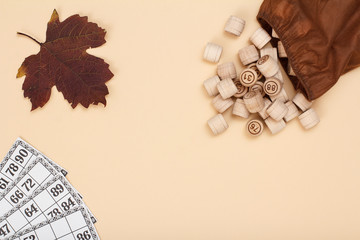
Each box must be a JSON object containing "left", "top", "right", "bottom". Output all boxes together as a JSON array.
[{"left": 17, "top": 32, "right": 42, "bottom": 45}]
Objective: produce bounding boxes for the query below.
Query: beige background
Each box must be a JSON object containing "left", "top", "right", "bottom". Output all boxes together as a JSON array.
[{"left": 0, "top": 0, "right": 360, "bottom": 239}]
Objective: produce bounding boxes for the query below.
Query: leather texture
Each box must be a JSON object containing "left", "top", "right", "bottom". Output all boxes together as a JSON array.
[{"left": 257, "top": 0, "right": 360, "bottom": 100}]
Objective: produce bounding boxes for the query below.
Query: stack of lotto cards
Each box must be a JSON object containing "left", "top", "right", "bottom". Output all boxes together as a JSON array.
[{"left": 0, "top": 138, "right": 99, "bottom": 240}]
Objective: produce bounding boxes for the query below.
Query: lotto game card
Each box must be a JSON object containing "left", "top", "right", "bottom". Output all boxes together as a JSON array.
[
  {"left": 0, "top": 158, "right": 58, "bottom": 217},
  {"left": 0, "top": 176, "right": 93, "bottom": 239},
  {"left": 3, "top": 206, "right": 99, "bottom": 240},
  {"left": 0, "top": 138, "right": 67, "bottom": 194}
]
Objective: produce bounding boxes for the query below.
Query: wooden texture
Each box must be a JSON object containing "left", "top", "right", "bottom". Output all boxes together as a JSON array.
[
  {"left": 250, "top": 27, "right": 271, "bottom": 49},
  {"left": 256, "top": 55, "right": 279, "bottom": 78},
  {"left": 217, "top": 62, "right": 237, "bottom": 80},
  {"left": 264, "top": 77, "right": 283, "bottom": 96},
  {"left": 217, "top": 78, "right": 238, "bottom": 99},
  {"left": 273, "top": 70, "right": 284, "bottom": 83},
  {"left": 260, "top": 47, "right": 278, "bottom": 62},
  {"left": 293, "top": 92, "right": 313, "bottom": 111},
  {"left": 233, "top": 99, "right": 250, "bottom": 118},
  {"left": 265, "top": 118, "right": 286, "bottom": 134},
  {"left": 246, "top": 119, "right": 264, "bottom": 136},
  {"left": 208, "top": 114, "right": 228, "bottom": 135},
  {"left": 250, "top": 81, "right": 265, "bottom": 97},
  {"left": 203, "top": 75, "right": 221, "bottom": 96},
  {"left": 212, "top": 94, "right": 234, "bottom": 113},
  {"left": 203, "top": 42, "right": 222, "bottom": 63},
  {"left": 266, "top": 99, "right": 289, "bottom": 121},
  {"left": 243, "top": 91, "right": 265, "bottom": 113},
  {"left": 224, "top": 16, "right": 245, "bottom": 36},
  {"left": 239, "top": 68, "right": 258, "bottom": 87},
  {"left": 258, "top": 97, "right": 272, "bottom": 119},
  {"left": 247, "top": 63, "right": 263, "bottom": 80},
  {"left": 238, "top": 45, "right": 259, "bottom": 66},
  {"left": 233, "top": 79, "right": 249, "bottom": 98},
  {"left": 298, "top": 108, "right": 320, "bottom": 130},
  {"left": 270, "top": 88, "right": 289, "bottom": 102},
  {"left": 2, "top": 1, "right": 360, "bottom": 240},
  {"left": 284, "top": 101, "right": 300, "bottom": 122}
]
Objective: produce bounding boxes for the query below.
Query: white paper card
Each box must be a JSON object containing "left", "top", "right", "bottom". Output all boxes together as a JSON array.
[
  {"left": 0, "top": 138, "right": 67, "bottom": 194},
  {"left": 4, "top": 206, "right": 99, "bottom": 240},
  {"left": 0, "top": 158, "right": 58, "bottom": 218},
  {"left": 0, "top": 176, "right": 87, "bottom": 238}
]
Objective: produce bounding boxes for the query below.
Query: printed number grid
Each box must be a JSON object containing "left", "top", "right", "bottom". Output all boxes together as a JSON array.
[
  {"left": 0, "top": 144, "right": 38, "bottom": 194},
  {"left": 0, "top": 158, "right": 57, "bottom": 217},
  {"left": 4, "top": 207, "right": 98, "bottom": 240},
  {"left": 0, "top": 176, "right": 82, "bottom": 239},
  {"left": 18, "top": 139, "right": 68, "bottom": 177},
  {"left": 0, "top": 139, "right": 67, "bottom": 194}
]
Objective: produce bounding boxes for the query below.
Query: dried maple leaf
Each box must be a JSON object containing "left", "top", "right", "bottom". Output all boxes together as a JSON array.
[{"left": 17, "top": 9, "right": 114, "bottom": 110}]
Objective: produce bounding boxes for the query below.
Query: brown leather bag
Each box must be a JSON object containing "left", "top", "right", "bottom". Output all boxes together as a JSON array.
[{"left": 257, "top": 0, "right": 360, "bottom": 100}]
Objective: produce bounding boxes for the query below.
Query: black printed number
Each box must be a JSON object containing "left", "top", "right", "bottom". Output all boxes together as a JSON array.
[
  {"left": 50, "top": 184, "right": 64, "bottom": 197},
  {"left": 61, "top": 197, "right": 76, "bottom": 211},
  {"left": 47, "top": 208, "right": 61, "bottom": 218},
  {"left": 21, "top": 178, "right": 36, "bottom": 192},
  {"left": 0, "top": 224, "right": 10, "bottom": 237},
  {"left": 0, "top": 178, "right": 9, "bottom": 190},
  {"left": 14, "top": 149, "right": 28, "bottom": 164},
  {"left": 10, "top": 190, "right": 24, "bottom": 204},
  {"left": 77, "top": 230, "right": 91, "bottom": 240},
  {"left": 24, "top": 204, "right": 39, "bottom": 218},
  {"left": 5, "top": 163, "right": 19, "bottom": 177},
  {"left": 23, "top": 235, "right": 35, "bottom": 240}
]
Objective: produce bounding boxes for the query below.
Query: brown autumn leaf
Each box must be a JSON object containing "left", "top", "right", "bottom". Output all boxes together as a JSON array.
[{"left": 17, "top": 9, "right": 114, "bottom": 110}]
